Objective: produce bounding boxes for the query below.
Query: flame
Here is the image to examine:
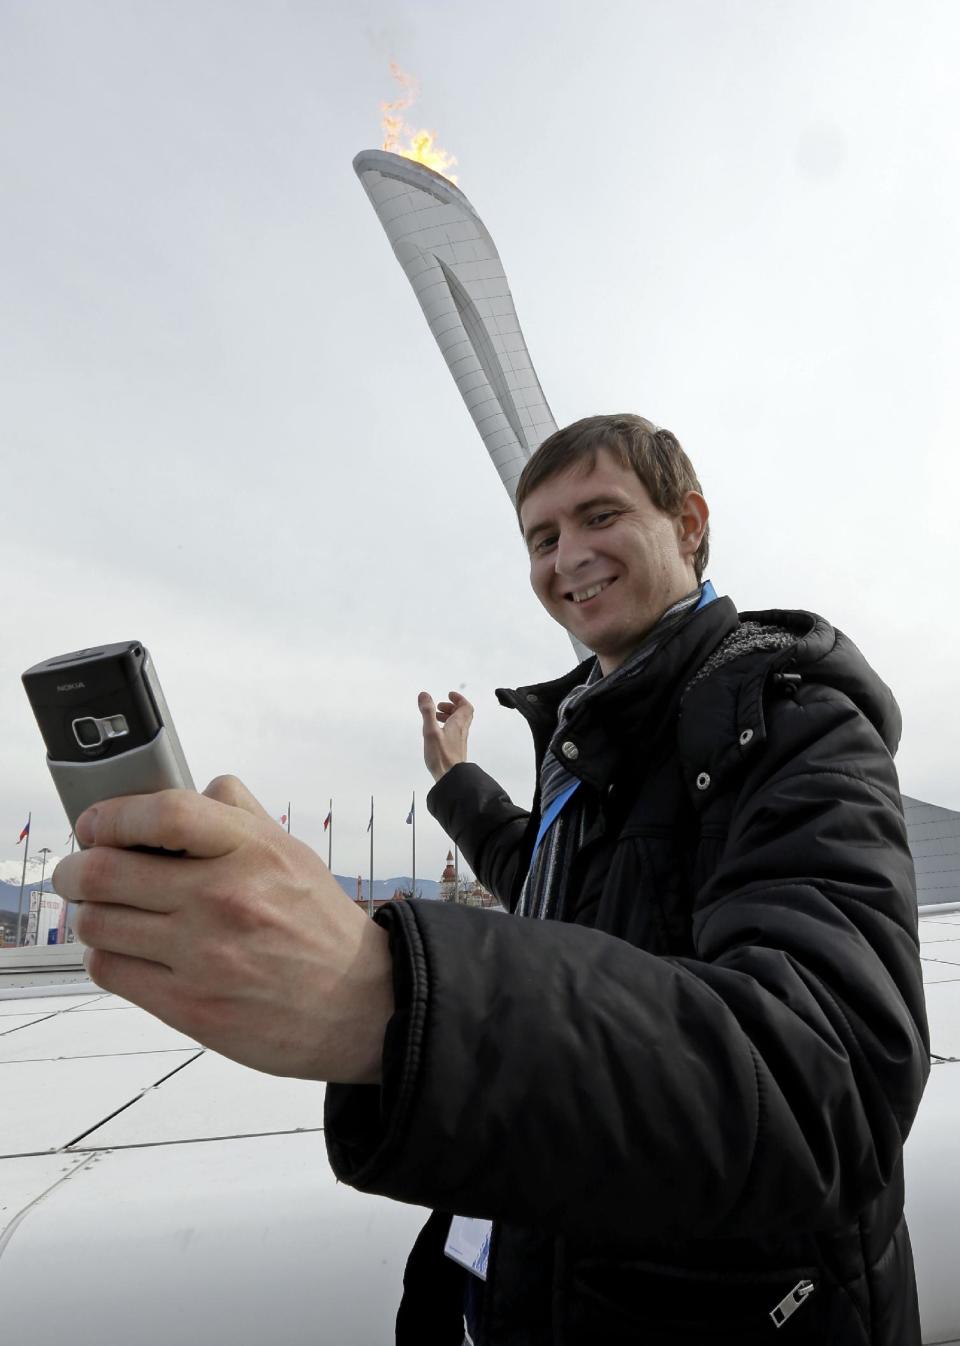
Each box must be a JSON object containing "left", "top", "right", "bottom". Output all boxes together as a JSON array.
[{"left": 380, "top": 63, "right": 458, "bottom": 183}]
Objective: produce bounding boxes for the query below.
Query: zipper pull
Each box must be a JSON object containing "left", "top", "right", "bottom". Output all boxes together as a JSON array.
[{"left": 770, "top": 1279, "right": 815, "bottom": 1328}]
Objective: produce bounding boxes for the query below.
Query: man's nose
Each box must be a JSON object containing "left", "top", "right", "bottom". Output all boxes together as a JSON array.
[{"left": 554, "top": 529, "right": 593, "bottom": 577}]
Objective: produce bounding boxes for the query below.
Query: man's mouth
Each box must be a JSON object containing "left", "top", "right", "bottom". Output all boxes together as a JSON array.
[{"left": 568, "top": 578, "right": 616, "bottom": 604}]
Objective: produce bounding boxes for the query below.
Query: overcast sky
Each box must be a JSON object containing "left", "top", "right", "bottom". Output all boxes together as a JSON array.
[{"left": 2, "top": 0, "right": 957, "bottom": 888}]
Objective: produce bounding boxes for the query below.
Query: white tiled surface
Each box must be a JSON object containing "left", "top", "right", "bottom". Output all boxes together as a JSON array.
[
  {"left": 918, "top": 919, "right": 960, "bottom": 944},
  {"left": 0, "top": 1132, "right": 427, "bottom": 1346},
  {"left": 68, "top": 993, "right": 128, "bottom": 1011},
  {"left": 924, "top": 980, "right": 960, "bottom": 1059},
  {"left": 0, "top": 1012, "right": 53, "bottom": 1034},
  {"left": 0, "top": 1150, "right": 92, "bottom": 1225},
  {"left": 79, "top": 1047, "right": 326, "bottom": 1148},
  {"left": 920, "top": 909, "right": 960, "bottom": 1060},
  {"left": 0, "top": 908, "right": 955, "bottom": 1346},
  {"left": 904, "top": 1053, "right": 960, "bottom": 1345},
  {"left": 0, "top": 1005, "right": 198, "bottom": 1063},
  {"left": 907, "top": 910, "right": 960, "bottom": 1343},
  {"left": 0, "top": 1051, "right": 199, "bottom": 1154},
  {"left": 919, "top": 956, "right": 960, "bottom": 984},
  {"left": 0, "top": 994, "right": 102, "bottom": 1015}
]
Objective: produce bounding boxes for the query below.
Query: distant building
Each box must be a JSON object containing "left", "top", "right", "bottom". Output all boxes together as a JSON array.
[
  {"left": 352, "top": 874, "right": 396, "bottom": 915},
  {"left": 437, "top": 851, "right": 501, "bottom": 910},
  {"left": 349, "top": 855, "right": 501, "bottom": 913},
  {"left": 904, "top": 796, "right": 960, "bottom": 906}
]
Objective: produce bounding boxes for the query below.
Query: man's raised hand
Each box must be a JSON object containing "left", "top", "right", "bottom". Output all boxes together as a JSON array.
[{"left": 418, "top": 690, "right": 474, "bottom": 783}]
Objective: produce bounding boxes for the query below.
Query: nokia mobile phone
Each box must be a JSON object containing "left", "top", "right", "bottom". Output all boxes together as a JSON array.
[{"left": 22, "top": 641, "right": 194, "bottom": 842}]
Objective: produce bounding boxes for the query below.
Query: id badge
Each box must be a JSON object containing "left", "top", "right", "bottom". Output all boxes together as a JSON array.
[{"left": 444, "top": 1215, "right": 493, "bottom": 1281}]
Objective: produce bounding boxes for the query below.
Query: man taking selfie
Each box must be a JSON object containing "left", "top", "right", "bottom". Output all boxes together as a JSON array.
[
  {"left": 326, "top": 413, "right": 929, "bottom": 1345},
  {"left": 56, "top": 413, "right": 928, "bottom": 1345}
]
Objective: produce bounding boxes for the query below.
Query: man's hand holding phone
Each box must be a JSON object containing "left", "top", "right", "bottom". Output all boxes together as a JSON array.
[{"left": 51, "top": 777, "right": 394, "bottom": 1085}]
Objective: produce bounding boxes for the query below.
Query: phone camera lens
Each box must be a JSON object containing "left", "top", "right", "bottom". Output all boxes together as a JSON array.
[{"left": 73, "top": 717, "right": 103, "bottom": 749}]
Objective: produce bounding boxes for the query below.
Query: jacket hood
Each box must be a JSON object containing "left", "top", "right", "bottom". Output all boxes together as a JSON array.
[{"left": 738, "top": 609, "right": 902, "bottom": 755}]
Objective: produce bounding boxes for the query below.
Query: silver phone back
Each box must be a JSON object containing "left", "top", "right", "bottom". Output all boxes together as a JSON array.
[{"left": 48, "top": 727, "right": 196, "bottom": 834}]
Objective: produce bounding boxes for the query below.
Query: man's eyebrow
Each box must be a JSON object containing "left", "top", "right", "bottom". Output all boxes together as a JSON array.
[{"left": 523, "top": 495, "right": 628, "bottom": 545}]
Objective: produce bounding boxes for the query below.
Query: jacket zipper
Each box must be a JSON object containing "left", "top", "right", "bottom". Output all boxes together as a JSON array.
[{"left": 769, "top": 1279, "right": 816, "bottom": 1328}]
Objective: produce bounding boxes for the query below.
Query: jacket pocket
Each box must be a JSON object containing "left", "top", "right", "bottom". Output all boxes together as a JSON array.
[{"left": 565, "top": 1258, "right": 826, "bottom": 1344}]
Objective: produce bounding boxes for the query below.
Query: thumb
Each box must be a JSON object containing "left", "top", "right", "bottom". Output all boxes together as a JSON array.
[
  {"left": 418, "top": 691, "right": 437, "bottom": 724},
  {"left": 203, "top": 775, "right": 274, "bottom": 822}
]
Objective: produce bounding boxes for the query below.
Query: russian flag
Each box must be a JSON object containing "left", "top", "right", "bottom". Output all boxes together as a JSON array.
[
  {"left": 323, "top": 809, "right": 332, "bottom": 832},
  {"left": 406, "top": 796, "right": 415, "bottom": 825},
  {"left": 17, "top": 819, "right": 30, "bottom": 845}
]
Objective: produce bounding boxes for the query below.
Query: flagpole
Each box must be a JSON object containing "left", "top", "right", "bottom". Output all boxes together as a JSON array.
[
  {"left": 287, "top": 802, "right": 291, "bottom": 835},
  {"left": 35, "top": 848, "right": 52, "bottom": 946},
  {"left": 368, "top": 796, "right": 374, "bottom": 919},
  {"left": 58, "top": 829, "right": 75, "bottom": 945},
  {"left": 15, "top": 813, "right": 31, "bottom": 947},
  {"left": 411, "top": 792, "right": 416, "bottom": 902},
  {"left": 454, "top": 843, "right": 460, "bottom": 905},
  {"left": 328, "top": 797, "right": 332, "bottom": 871}
]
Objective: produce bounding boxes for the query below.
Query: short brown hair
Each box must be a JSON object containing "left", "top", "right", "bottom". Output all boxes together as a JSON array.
[{"left": 515, "top": 413, "right": 710, "bottom": 581}]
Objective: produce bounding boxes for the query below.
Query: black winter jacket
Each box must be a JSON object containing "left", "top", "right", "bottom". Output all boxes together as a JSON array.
[{"left": 325, "top": 599, "right": 929, "bottom": 1344}]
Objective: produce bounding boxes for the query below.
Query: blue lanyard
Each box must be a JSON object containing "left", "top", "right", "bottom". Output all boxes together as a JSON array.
[
  {"left": 527, "top": 580, "right": 719, "bottom": 869},
  {"left": 695, "top": 578, "right": 717, "bottom": 610},
  {"left": 531, "top": 779, "right": 582, "bottom": 863}
]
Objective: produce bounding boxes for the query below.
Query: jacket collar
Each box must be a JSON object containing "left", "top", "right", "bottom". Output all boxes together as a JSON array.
[
  {"left": 497, "top": 602, "right": 899, "bottom": 808},
  {"left": 496, "top": 598, "right": 741, "bottom": 793}
]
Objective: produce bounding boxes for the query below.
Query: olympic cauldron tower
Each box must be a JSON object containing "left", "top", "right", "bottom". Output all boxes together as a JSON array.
[
  {"left": 353, "top": 150, "right": 557, "bottom": 504},
  {"left": 354, "top": 150, "right": 588, "bottom": 660}
]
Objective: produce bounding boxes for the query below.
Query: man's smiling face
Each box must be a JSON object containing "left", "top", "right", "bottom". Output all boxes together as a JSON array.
[{"left": 520, "top": 448, "right": 709, "bottom": 674}]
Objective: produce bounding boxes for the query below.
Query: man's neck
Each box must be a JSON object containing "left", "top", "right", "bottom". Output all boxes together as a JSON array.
[{"left": 595, "top": 582, "right": 706, "bottom": 677}]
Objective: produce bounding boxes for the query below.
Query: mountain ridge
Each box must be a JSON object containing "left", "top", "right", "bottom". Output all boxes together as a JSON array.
[{"left": 0, "top": 873, "right": 442, "bottom": 917}]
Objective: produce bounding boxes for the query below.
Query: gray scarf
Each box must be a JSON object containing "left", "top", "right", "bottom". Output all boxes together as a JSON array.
[{"left": 516, "top": 585, "right": 706, "bottom": 921}]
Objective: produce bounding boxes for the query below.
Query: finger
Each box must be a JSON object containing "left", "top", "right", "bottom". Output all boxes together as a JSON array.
[
  {"left": 418, "top": 692, "right": 438, "bottom": 727},
  {"left": 439, "top": 703, "right": 472, "bottom": 723},
  {"left": 203, "top": 775, "right": 274, "bottom": 821},
  {"left": 83, "top": 946, "right": 180, "bottom": 1018},
  {"left": 73, "top": 899, "right": 173, "bottom": 967},
  {"left": 53, "top": 845, "right": 204, "bottom": 912},
  {"left": 75, "top": 789, "right": 252, "bottom": 858}
]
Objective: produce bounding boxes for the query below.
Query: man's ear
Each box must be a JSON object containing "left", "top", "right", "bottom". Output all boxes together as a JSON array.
[{"left": 676, "top": 491, "right": 709, "bottom": 557}]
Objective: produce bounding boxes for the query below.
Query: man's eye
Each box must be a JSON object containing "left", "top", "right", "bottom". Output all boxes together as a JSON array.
[
  {"left": 534, "top": 536, "right": 557, "bottom": 554},
  {"left": 589, "top": 511, "right": 616, "bottom": 526}
]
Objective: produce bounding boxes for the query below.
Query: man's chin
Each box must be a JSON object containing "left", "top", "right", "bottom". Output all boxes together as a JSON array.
[
  {"left": 556, "top": 614, "right": 595, "bottom": 646},
  {"left": 567, "top": 621, "right": 650, "bottom": 672},
  {"left": 555, "top": 610, "right": 638, "bottom": 664}
]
